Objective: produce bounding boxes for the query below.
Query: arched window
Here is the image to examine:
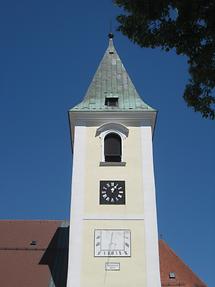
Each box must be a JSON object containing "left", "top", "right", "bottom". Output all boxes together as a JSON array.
[{"left": 104, "top": 133, "right": 122, "bottom": 162}]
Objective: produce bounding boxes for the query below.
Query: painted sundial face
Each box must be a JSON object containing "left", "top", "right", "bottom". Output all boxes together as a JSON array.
[
  {"left": 100, "top": 181, "right": 125, "bottom": 204},
  {"left": 94, "top": 229, "right": 131, "bottom": 257}
]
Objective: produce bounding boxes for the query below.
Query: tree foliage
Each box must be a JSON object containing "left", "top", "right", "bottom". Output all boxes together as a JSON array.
[{"left": 115, "top": 0, "right": 215, "bottom": 119}]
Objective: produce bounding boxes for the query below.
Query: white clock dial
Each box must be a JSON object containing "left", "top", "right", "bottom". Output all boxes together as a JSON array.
[{"left": 94, "top": 229, "right": 131, "bottom": 257}]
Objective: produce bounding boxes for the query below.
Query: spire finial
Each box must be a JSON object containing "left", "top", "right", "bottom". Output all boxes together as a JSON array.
[
  {"left": 108, "top": 19, "right": 114, "bottom": 39},
  {"left": 108, "top": 32, "right": 114, "bottom": 39}
]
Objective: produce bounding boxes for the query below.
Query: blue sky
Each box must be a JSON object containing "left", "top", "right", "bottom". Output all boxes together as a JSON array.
[{"left": 0, "top": 0, "right": 214, "bottom": 285}]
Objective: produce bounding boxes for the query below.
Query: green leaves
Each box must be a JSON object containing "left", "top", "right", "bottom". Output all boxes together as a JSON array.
[{"left": 115, "top": 0, "right": 215, "bottom": 119}]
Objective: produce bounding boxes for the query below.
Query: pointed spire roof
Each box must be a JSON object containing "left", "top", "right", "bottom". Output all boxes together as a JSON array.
[{"left": 70, "top": 34, "right": 155, "bottom": 112}]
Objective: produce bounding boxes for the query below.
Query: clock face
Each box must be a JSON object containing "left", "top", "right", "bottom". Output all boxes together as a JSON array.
[
  {"left": 94, "top": 229, "right": 131, "bottom": 257},
  {"left": 100, "top": 180, "right": 125, "bottom": 204}
]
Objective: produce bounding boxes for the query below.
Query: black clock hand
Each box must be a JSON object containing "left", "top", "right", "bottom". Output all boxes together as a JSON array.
[{"left": 107, "top": 232, "right": 114, "bottom": 254}]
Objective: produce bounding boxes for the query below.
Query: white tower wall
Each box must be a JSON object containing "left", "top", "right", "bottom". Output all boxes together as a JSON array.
[{"left": 67, "top": 124, "right": 161, "bottom": 287}]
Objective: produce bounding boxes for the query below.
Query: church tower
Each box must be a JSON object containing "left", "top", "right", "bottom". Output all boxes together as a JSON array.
[{"left": 67, "top": 34, "right": 161, "bottom": 287}]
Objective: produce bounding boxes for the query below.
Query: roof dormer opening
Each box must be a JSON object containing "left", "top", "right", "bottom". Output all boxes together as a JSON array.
[
  {"left": 105, "top": 97, "right": 118, "bottom": 107},
  {"left": 169, "top": 272, "right": 176, "bottom": 279}
]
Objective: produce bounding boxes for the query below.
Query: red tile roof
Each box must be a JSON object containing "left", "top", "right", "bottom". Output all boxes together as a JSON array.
[
  {"left": 0, "top": 220, "right": 207, "bottom": 287},
  {"left": 159, "top": 239, "right": 207, "bottom": 287},
  {"left": 0, "top": 220, "right": 63, "bottom": 287}
]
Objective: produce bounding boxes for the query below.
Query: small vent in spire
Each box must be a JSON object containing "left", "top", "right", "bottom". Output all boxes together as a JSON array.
[{"left": 105, "top": 97, "right": 118, "bottom": 107}]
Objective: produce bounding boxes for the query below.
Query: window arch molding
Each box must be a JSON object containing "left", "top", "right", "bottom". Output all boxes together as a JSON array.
[
  {"left": 96, "top": 123, "right": 129, "bottom": 138},
  {"left": 96, "top": 123, "right": 128, "bottom": 165}
]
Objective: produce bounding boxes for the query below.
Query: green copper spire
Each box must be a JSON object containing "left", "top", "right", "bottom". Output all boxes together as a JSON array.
[{"left": 70, "top": 34, "right": 155, "bottom": 112}]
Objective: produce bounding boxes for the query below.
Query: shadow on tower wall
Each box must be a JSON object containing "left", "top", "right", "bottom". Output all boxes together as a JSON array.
[{"left": 39, "top": 226, "right": 69, "bottom": 287}]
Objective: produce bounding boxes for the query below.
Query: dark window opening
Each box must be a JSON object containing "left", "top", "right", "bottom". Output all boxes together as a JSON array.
[
  {"left": 169, "top": 272, "right": 176, "bottom": 279},
  {"left": 104, "top": 133, "right": 121, "bottom": 162},
  {"left": 105, "top": 97, "right": 118, "bottom": 107}
]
